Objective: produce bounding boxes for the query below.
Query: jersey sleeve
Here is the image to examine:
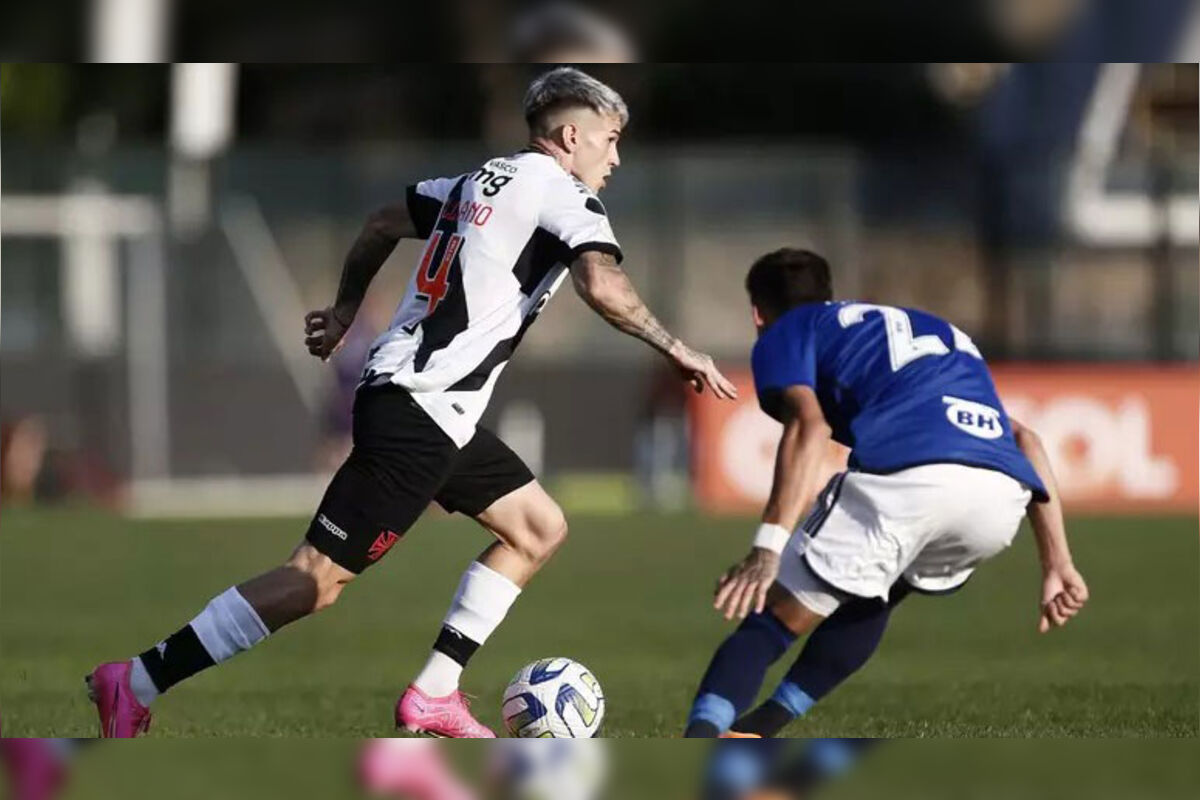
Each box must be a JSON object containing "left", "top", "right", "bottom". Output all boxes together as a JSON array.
[
  {"left": 751, "top": 316, "right": 817, "bottom": 420},
  {"left": 537, "top": 177, "right": 623, "bottom": 264},
  {"left": 405, "top": 177, "right": 458, "bottom": 239}
]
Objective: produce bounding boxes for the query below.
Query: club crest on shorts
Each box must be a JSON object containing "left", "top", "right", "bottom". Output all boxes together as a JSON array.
[{"left": 367, "top": 530, "right": 401, "bottom": 561}]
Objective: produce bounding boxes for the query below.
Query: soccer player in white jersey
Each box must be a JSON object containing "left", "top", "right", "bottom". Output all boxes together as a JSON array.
[{"left": 86, "top": 67, "right": 737, "bottom": 738}]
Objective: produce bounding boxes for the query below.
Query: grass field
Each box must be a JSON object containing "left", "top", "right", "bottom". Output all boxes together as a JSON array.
[
  {"left": 0, "top": 507, "right": 1196, "bottom": 737},
  {"left": 20, "top": 740, "right": 1200, "bottom": 800}
]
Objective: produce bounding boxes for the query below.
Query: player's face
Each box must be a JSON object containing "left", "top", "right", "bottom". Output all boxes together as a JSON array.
[{"left": 569, "top": 110, "right": 622, "bottom": 192}]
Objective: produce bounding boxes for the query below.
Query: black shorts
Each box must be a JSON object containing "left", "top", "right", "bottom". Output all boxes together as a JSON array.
[{"left": 305, "top": 384, "right": 535, "bottom": 573}]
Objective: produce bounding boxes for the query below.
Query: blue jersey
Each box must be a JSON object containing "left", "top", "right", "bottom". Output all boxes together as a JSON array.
[{"left": 751, "top": 301, "right": 1047, "bottom": 501}]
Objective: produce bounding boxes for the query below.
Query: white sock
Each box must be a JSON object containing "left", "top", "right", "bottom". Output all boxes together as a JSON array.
[
  {"left": 189, "top": 586, "right": 271, "bottom": 663},
  {"left": 131, "top": 586, "right": 269, "bottom": 706},
  {"left": 413, "top": 562, "right": 521, "bottom": 697},
  {"left": 129, "top": 656, "right": 160, "bottom": 707},
  {"left": 413, "top": 651, "right": 465, "bottom": 697}
]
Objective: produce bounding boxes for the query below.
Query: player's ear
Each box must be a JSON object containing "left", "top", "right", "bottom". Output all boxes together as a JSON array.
[
  {"left": 751, "top": 303, "right": 767, "bottom": 332},
  {"left": 560, "top": 121, "right": 579, "bottom": 152}
]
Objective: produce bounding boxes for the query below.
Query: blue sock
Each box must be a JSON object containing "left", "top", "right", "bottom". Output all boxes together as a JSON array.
[
  {"left": 775, "top": 739, "right": 882, "bottom": 793},
  {"left": 702, "top": 740, "right": 789, "bottom": 800},
  {"left": 782, "top": 593, "right": 896, "bottom": 700},
  {"left": 685, "top": 611, "right": 797, "bottom": 736},
  {"left": 736, "top": 582, "right": 911, "bottom": 736}
]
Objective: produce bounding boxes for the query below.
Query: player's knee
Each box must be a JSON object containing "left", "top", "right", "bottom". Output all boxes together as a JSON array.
[
  {"left": 521, "top": 510, "right": 568, "bottom": 564},
  {"left": 767, "top": 585, "right": 824, "bottom": 637},
  {"left": 284, "top": 545, "right": 355, "bottom": 613},
  {"left": 312, "top": 580, "right": 348, "bottom": 612}
]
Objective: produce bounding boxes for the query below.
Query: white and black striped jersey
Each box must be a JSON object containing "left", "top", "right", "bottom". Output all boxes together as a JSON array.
[{"left": 362, "top": 150, "right": 623, "bottom": 447}]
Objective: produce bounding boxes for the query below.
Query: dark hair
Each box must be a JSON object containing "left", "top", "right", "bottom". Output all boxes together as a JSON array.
[{"left": 745, "top": 248, "right": 833, "bottom": 316}]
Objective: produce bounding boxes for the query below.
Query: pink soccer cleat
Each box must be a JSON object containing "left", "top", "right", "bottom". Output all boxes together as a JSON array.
[
  {"left": 358, "top": 739, "right": 477, "bottom": 800},
  {"left": 0, "top": 739, "right": 69, "bottom": 800},
  {"left": 85, "top": 661, "right": 152, "bottom": 738},
  {"left": 395, "top": 685, "right": 496, "bottom": 738}
]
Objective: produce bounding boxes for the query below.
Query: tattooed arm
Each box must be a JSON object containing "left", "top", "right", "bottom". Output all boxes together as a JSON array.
[
  {"left": 569, "top": 249, "right": 738, "bottom": 399},
  {"left": 305, "top": 203, "right": 416, "bottom": 361}
]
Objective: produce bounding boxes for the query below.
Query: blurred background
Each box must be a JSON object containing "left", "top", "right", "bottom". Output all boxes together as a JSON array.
[
  {"left": 2, "top": 54, "right": 1197, "bottom": 517},
  {"left": 2, "top": 8, "right": 1199, "bottom": 742},
  {"left": 3, "top": 0, "right": 1200, "bottom": 62}
]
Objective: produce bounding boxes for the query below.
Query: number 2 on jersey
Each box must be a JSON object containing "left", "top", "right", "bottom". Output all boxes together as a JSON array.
[
  {"left": 414, "top": 231, "right": 463, "bottom": 317},
  {"left": 838, "top": 302, "right": 981, "bottom": 372}
]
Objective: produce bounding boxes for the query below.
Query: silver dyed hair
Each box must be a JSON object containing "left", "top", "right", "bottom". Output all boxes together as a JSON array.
[{"left": 523, "top": 67, "right": 628, "bottom": 131}]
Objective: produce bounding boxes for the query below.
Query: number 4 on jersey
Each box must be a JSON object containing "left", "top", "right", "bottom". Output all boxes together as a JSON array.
[{"left": 404, "top": 231, "right": 463, "bottom": 333}]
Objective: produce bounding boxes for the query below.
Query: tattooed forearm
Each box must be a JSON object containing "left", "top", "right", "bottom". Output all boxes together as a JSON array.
[
  {"left": 570, "top": 251, "right": 678, "bottom": 354},
  {"left": 333, "top": 204, "right": 409, "bottom": 324}
]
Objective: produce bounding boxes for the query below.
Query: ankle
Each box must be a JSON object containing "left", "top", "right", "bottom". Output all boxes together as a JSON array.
[
  {"left": 128, "top": 657, "right": 160, "bottom": 707},
  {"left": 732, "top": 699, "right": 794, "bottom": 737},
  {"left": 412, "top": 650, "right": 464, "bottom": 698},
  {"left": 683, "top": 720, "right": 721, "bottom": 738}
]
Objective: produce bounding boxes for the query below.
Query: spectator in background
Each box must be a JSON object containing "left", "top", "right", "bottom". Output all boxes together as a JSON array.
[
  {"left": 1, "top": 415, "right": 121, "bottom": 507},
  {"left": 1, "top": 416, "right": 50, "bottom": 504},
  {"left": 509, "top": 2, "right": 636, "bottom": 63}
]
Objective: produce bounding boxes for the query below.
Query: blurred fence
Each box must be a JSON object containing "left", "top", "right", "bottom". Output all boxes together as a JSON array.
[
  {"left": 2, "top": 140, "right": 1197, "bottom": 513},
  {"left": 691, "top": 366, "right": 1200, "bottom": 515}
]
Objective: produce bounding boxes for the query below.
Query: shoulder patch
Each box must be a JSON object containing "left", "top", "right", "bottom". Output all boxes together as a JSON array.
[{"left": 584, "top": 196, "right": 607, "bottom": 216}]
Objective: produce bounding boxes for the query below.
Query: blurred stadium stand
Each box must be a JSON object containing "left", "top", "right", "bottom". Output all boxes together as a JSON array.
[{"left": 1, "top": 13, "right": 1197, "bottom": 515}]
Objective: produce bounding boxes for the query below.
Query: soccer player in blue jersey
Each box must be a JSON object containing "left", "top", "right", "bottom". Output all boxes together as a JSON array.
[{"left": 684, "top": 248, "right": 1089, "bottom": 737}]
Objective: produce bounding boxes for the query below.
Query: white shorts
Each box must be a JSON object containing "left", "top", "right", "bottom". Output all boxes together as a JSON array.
[{"left": 777, "top": 464, "right": 1032, "bottom": 616}]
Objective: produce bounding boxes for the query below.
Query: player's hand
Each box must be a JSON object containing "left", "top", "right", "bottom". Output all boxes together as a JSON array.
[
  {"left": 667, "top": 340, "right": 738, "bottom": 400},
  {"left": 1038, "top": 561, "right": 1088, "bottom": 633},
  {"left": 714, "top": 548, "right": 780, "bottom": 621},
  {"left": 305, "top": 306, "right": 352, "bottom": 362}
]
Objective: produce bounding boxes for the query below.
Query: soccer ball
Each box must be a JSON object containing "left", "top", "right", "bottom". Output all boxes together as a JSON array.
[
  {"left": 501, "top": 657, "right": 605, "bottom": 737},
  {"left": 487, "top": 740, "right": 610, "bottom": 800}
]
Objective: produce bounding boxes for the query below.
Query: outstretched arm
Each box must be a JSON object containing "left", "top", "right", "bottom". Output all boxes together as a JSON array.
[
  {"left": 305, "top": 203, "right": 416, "bottom": 361},
  {"left": 1011, "top": 417, "right": 1089, "bottom": 633},
  {"left": 714, "top": 386, "right": 832, "bottom": 620},
  {"left": 759, "top": 387, "right": 835, "bottom": 534},
  {"left": 569, "top": 249, "right": 738, "bottom": 399}
]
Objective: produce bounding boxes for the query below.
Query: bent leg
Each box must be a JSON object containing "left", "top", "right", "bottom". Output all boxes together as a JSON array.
[
  {"left": 411, "top": 480, "right": 565, "bottom": 698},
  {"left": 684, "top": 608, "right": 801, "bottom": 737},
  {"left": 129, "top": 541, "right": 357, "bottom": 707},
  {"left": 684, "top": 527, "right": 836, "bottom": 738},
  {"left": 473, "top": 480, "right": 568, "bottom": 586},
  {"left": 734, "top": 581, "right": 913, "bottom": 737}
]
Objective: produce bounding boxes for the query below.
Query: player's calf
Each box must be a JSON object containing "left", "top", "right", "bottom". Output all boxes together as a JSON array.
[
  {"left": 684, "top": 610, "right": 799, "bottom": 737},
  {"left": 241, "top": 543, "right": 356, "bottom": 623},
  {"left": 733, "top": 585, "right": 910, "bottom": 737},
  {"left": 403, "top": 482, "right": 561, "bottom": 730},
  {"left": 88, "top": 542, "right": 356, "bottom": 736},
  {"left": 685, "top": 583, "right": 830, "bottom": 738}
]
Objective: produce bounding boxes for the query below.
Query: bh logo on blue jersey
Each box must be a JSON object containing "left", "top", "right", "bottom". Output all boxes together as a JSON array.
[{"left": 942, "top": 396, "right": 1004, "bottom": 440}]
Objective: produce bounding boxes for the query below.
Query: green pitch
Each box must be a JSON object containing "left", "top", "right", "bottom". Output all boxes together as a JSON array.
[
  {"left": 34, "top": 740, "right": 1200, "bottom": 800},
  {"left": 0, "top": 507, "right": 1195, "bottom": 737}
]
